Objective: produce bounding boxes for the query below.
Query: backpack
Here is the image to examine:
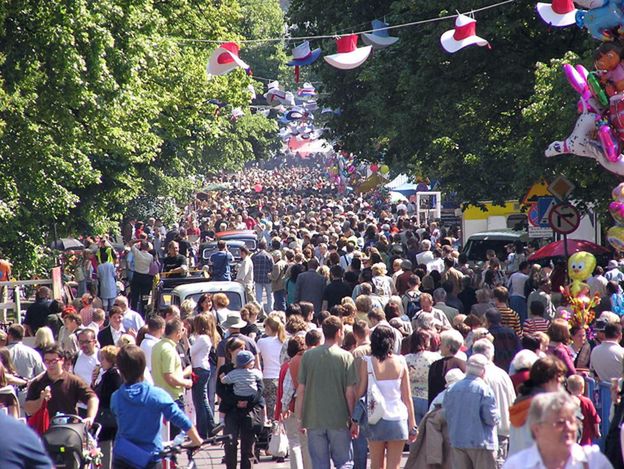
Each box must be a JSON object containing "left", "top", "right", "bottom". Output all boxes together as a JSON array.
[{"left": 403, "top": 292, "right": 421, "bottom": 319}]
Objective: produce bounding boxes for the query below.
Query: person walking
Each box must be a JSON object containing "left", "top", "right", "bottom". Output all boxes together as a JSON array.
[
  {"left": 252, "top": 241, "right": 274, "bottom": 314},
  {"left": 354, "top": 325, "right": 417, "bottom": 469},
  {"left": 295, "top": 316, "right": 358, "bottom": 469},
  {"left": 443, "top": 354, "right": 500, "bottom": 469}
]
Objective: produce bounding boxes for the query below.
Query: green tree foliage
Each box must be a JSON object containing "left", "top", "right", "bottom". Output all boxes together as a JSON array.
[
  {"left": 288, "top": 0, "right": 609, "bottom": 206},
  {"left": 0, "top": 0, "right": 282, "bottom": 276}
]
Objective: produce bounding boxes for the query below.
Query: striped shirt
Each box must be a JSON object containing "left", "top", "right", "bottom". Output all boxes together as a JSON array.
[
  {"left": 523, "top": 317, "right": 550, "bottom": 336},
  {"left": 497, "top": 306, "right": 522, "bottom": 337},
  {"left": 222, "top": 367, "right": 263, "bottom": 397}
]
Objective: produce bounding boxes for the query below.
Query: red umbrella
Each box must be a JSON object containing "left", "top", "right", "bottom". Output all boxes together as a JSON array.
[{"left": 528, "top": 239, "right": 611, "bottom": 261}]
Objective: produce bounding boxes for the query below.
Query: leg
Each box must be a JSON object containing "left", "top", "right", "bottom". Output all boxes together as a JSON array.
[
  {"left": 255, "top": 282, "right": 264, "bottom": 309},
  {"left": 239, "top": 413, "right": 256, "bottom": 469},
  {"left": 192, "top": 367, "right": 213, "bottom": 438},
  {"left": 412, "top": 397, "right": 429, "bottom": 426},
  {"left": 368, "top": 441, "right": 386, "bottom": 469},
  {"left": 208, "top": 361, "right": 217, "bottom": 413},
  {"left": 470, "top": 448, "right": 497, "bottom": 469},
  {"left": 327, "top": 427, "right": 353, "bottom": 469},
  {"left": 450, "top": 447, "right": 473, "bottom": 469},
  {"left": 496, "top": 435, "right": 509, "bottom": 469},
  {"left": 283, "top": 414, "right": 304, "bottom": 469},
  {"left": 100, "top": 439, "right": 113, "bottom": 469},
  {"left": 306, "top": 428, "right": 331, "bottom": 469},
  {"left": 263, "top": 378, "right": 278, "bottom": 421},
  {"left": 352, "top": 427, "right": 368, "bottom": 469},
  {"left": 385, "top": 440, "right": 406, "bottom": 469},
  {"left": 224, "top": 412, "right": 242, "bottom": 469},
  {"left": 265, "top": 284, "right": 273, "bottom": 312}
]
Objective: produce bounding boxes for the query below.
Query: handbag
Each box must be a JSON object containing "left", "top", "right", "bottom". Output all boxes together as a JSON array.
[
  {"left": 113, "top": 436, "right": 154, "bottom": 469},
  {"left": 365, "top": 356, "right": 387, "bottom": 425},
  {"left": 268, "top": 422, "right": 288, "bottom": 458},
  {"left": 28, "top": 399, "right": 50, "bottom": 436},
  {"left": 95, "top": 407, "right": 117, "bottom": 441}
]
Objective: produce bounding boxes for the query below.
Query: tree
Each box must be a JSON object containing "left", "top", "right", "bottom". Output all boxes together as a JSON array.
[{"left": 288, "top": 0, "right": 603, "bottom": 207}]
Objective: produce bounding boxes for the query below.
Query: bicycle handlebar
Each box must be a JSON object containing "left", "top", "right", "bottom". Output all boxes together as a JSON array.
[{"left": 156, "top": 434, "right": 232, "bottom": 458}]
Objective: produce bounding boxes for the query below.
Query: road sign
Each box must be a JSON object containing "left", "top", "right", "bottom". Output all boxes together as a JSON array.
[
  {"left": 528, "top": 204, "right": 539, "bottom": 227},
  {"left": 548, "top": 176, "right": 575, "bottom": 201},
  {"left": 537, "top": 197, "right": 556, "bottom": 228},
  {"left": 522, "top": 180, "right": 550, "bottom": 205},
  {"left": 529, "top": 226, "right": 553, "bottom": 238},
  {"left": 548, "top": 203, "right": 580, "bottom": 234}
]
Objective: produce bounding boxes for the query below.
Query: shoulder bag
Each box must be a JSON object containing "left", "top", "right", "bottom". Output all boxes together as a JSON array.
[{"left": 365, "top": 356, "right": 387, "bottom": 425}]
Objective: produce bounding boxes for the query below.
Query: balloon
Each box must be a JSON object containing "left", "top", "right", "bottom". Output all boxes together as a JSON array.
[
  {"left": 347, "top": 165, "right": 355, "bottom": 174},
  {"left": 254, "top": 183, "right": 262, "bottom": 193},
  {"left": 608, "top": 225, "right": 624, "bottom": 252},
  {"left": 576, "top": 1, "right": 624, "bottom": 41},
  {"left": 379, "top": 164, "right": 389, "bottom": 174},
  {"left": 609, "top": 200, "right": 624, "bottom": 224},
  {"left": 370, "top": 164, "right": 379, "bottom": 173},
  {"left": 568, "top": 251, "right": 596, "bottom": 297}
]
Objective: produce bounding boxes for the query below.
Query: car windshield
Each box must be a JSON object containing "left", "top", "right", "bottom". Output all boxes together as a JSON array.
[
  {"left": 188, "top": 291, "right": 243, "bottom": 311},
  {"left": 463, "top": 239, "right": 513, "bottom": 263}
]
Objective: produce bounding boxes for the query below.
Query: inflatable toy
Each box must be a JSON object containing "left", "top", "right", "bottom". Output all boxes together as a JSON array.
[
  {"left": 575, "top": 0, "right": 624, "bottom": 41},
  {"left": 567, "top": 251, "right": 597, "bottom": 296}
]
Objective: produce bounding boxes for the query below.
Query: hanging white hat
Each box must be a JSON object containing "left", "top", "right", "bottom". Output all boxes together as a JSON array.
[
  {"left": 324, "top": 34, "right": 372, "bottom": 70},
  {"left": 362, "top": 20, "right": 399, "bottom": 49},
  {"left": 206, "top": 42, "right": 249, "bottom": 77},
  {"left": 440, "top": 14, "right": 490, "bottom": 54},
  {"left": 536, "top": 0, "right": 577, "bottom": 27}
]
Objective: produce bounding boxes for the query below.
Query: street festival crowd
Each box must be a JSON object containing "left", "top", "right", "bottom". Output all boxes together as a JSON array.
[{"left": 4, "top": 156, "right": 624, "bottom": 469}]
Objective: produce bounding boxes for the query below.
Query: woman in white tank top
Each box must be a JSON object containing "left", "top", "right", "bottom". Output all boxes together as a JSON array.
[{"left": 355, "top": 325, "right": 417, "bottom": 469}]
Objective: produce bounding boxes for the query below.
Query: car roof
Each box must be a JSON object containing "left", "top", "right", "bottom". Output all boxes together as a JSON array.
[
  {"left": 200, "top": 240, "right": 246, "bottom": 247},
  {"left": 172, "top": 281, "right": 245, "bottom": 297},
  {"left": 466, "top": 230, "right": 527, "bottom": 241},
  {"left": 216, "top": 230, "right": 256, "bottom": 239}
]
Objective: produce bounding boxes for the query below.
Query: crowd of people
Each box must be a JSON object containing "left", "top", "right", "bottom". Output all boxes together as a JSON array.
[{"left": 0, "top": 157, "right": 624, "bottom": 469}]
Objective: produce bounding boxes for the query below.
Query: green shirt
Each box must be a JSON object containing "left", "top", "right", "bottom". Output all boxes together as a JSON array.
[
  {"left": 151, "top": 337, "right": 183, "bottom": 400},
  {"left": 298, "top": 344, "right": 357, "bottom": 430}
]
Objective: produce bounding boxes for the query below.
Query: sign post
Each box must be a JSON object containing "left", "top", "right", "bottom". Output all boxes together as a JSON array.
[{"left": 548, "top": 203, "right": 581, "bottom": 284}]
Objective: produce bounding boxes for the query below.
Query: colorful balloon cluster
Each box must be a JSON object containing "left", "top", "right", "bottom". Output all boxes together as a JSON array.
[
  {"left": 560, "top": 251, "right": 600, "bottom": 329},
  {"left": 608, "top": 183, "right": 624, "bottom": 251},
  {"left": 541, "top": 2, "right": 624, "bottom": 251}
]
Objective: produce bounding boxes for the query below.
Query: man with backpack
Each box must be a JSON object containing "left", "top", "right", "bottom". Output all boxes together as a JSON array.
[{"left": 402, "top": 274, "right": 422, "bottom": 320}]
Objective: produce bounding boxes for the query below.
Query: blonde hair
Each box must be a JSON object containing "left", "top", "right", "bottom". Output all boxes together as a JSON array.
[
  {"left": 265, "top": 314, "right": 287, "bottom": 343},
  {"left": 213, "top": 293, "right": 229, "bottom": 308},
  {"left": 180, "top": 299, "right": 197, "bottom": 319},
  {"left": 193, "top": 313, "right": 220, "bottom": 348},
  {"left": 318, "top": 265, "right": 330, "bottom": 281},
  {"left": 566, "top": 374, "right": 585, "bottom": 395},
  {"left": 116, "top": 334, "right": 136, "bottom": 347},
  {"left": 34, "top": 327, "right": 55, "bottom": 349},
  {"left": 99, "top": 345, "right": 119, "bottom": 365},
  {"left": 371, "top": 262, "right": 387, "bottom": 276}
]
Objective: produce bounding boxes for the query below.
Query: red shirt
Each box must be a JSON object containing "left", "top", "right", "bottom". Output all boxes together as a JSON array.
[{"left": 578, "top": 394, "right": 600, "bottom": 445}]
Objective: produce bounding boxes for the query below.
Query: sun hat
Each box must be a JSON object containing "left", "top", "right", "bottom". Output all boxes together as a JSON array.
[
  {"left": 206, "top": 42, "right": 249, "bottom": 77},
  {"left": 608, "top": 259, "right": 619, "bottom": 269},
  {"left": 440, "top": 14, "right": 490, "bottom": 54},
  {"left": 536, "top": 0, "right": 577, "bottom": 27},
  {"left": 236, "top": 350, "right": 255, "bottom": 368},
  {"left": 287, "top": 41, "right": 321, "bottom": 67},
  {"left": 324, "top": 34, "right": 372, "bottom": 70},
  {"left": 444, "top": 368, "right": 465, "bottom": 387},
  {"left": 362, "top": 19, "right": 399, "bottom": 49},
  {"left": 222, "top": 312, "right": 247, "bottom": 330}
]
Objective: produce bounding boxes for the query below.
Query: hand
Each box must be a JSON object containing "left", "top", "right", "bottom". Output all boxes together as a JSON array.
[
  {"left": 83, "top": 417, "right": 94, "bottom": 429},
  {"left": 183, "top": 379, "right": 193, "bottom": 389},
  {"left": 350, "top": 421, "right": 359, "bottom": 439},
  {"left": 127, "top": 328, "right": 137, "bottom": 338},
  {"left": 280, "top": 410, "right": 291, "bottom": 421},
  {"left": 237, "top": 400, "right": 248, "bottom": 409},
  {"left": 408, "top": 431, "right": 417, "bottom": 443},
  {"left": 41, "top": 386, "right": 52, "bottom": 401}
]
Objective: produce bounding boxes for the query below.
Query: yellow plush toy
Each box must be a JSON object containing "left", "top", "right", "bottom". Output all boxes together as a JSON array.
[{"left": 568, "top": 251, "right": 597, "bottom": 297}]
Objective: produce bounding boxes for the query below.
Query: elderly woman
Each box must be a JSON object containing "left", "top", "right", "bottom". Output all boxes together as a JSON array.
[
  {"left": 371, "top": 262, "right": 396, "bottom": 306},
  {"left": 471, "top": 289, "right": 493, "bottom": 317},
  {"left": 503, "top": 392, "right": 611, "bottom": 468}
]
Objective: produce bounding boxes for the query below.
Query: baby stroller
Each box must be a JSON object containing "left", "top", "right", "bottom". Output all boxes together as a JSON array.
[{"left": 42, "top": 414, "right": 102, "bottom": 469}]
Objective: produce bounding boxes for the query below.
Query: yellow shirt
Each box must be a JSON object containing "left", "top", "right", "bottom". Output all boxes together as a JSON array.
[{"left": 151, "top": 337, "right": 183, "bottom": 400}]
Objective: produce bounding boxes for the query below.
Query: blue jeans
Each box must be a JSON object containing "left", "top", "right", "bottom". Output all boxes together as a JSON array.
[
  {"left": 413, "top": 396, "right": 429, "bottom": 425},
  {"left": 273, "top": 289, "right": 286, "bottom": 312},
  {"left": 102, "top": 297, "right": 115, "bottom": 313},
  {"left": 208, "top": 361, "right": 217, "bottom": 413},
  {"left": 255, "top": 282, "right": 273, "bottom": 313},
  {"left": 307, "top": 427, "right": 354, "bottom": 469},
  {"left": 192, "top": 367, "right": 214, "bottom": 438}
]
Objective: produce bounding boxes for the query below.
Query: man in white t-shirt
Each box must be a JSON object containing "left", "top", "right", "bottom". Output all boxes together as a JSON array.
[
  {"left": 507, "top": 261, "right": 529, "bottom": 323},
  {"left": 140, "top": 315, "right": 165, "bottom": 371},
  {"left": 590, "top": 322, "right": 624, "bottom": 383},
  {"left": 415, "top": 240, "right": 434, "bottom": 268},
  {"left": 74, "top": 329, "right": 100, "bottom": 387}
]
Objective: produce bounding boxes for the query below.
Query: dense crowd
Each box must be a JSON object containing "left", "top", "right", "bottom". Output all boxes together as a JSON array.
[{"left": 1, "top": 157, "right": 624, "bottom": 469}]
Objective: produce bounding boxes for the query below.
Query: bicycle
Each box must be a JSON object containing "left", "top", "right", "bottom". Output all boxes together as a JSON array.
[{"left": 156, "top": 434, "right": 232, "bottom": 469}]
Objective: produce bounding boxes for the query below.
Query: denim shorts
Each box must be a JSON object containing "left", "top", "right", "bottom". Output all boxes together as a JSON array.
[{"left": 367, "top": 417, "right": 408, "bottom": 441}]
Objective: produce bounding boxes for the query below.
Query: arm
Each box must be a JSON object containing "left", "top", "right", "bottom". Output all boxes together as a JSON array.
[
  {"left": 354, "top": 358, "right": 368, "bottom": 399},
  {"left": 85, "top": 395, "right": 99, "bottom": 422},
  {"left": 400, "top": 359, "right": 417, "bottom": 440},
  {"left": 480, "top": 392, "right": 500, "bottom": 427},
  {"left": 294, "top": 383, "right": 305, "bottom": 421},
  {"left": 164, "top": 372, "right": 192, "bottom": 389},
  {"left": 345, "top": 384, "right": 356, "bottom": 418}
]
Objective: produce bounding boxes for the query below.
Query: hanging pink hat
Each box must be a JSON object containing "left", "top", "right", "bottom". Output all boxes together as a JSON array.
[
  {"left": 324, "top": 35, "right": 372, "bottom": 70},
  {"left": 206, "top": 42, "right": 249, "bottom": 77},
  {"left": 536, "top": 0, "right": 577, "bottom": 27},
  {"left": 440, "top": 14, "right": 490, "bottom": 54}
]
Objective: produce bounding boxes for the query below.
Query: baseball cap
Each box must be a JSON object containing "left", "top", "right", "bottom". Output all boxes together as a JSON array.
[
  {"left": 594, "top": 319, "right": 607, "bottom": 332},
  {"left": 236, "top": 350, "right": 255, "bottom": 368}
]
